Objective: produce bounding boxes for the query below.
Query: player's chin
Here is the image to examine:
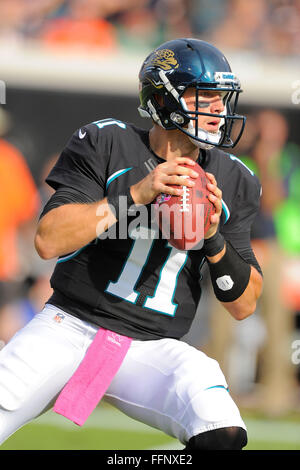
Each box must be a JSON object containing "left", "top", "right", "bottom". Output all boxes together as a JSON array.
[{"left": 205, "top": 125, "right": 220, "bottom": 133}]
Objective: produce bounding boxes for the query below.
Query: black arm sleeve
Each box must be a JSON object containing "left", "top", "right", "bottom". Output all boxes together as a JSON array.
[
  {"left": 220, "top": 169, "right": 263, "bottom": 276},
  {"left": 223, "top": 231, "right": 262, "bottom": 276}
]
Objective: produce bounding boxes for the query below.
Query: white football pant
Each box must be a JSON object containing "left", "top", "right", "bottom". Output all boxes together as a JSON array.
[{"left": 0, "top": 304, "right": 246, "bottom": 445}]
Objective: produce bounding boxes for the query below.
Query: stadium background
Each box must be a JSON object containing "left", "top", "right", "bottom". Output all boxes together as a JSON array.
[{"left": 0, "top": 0, "right": 300, "bottom": 450}]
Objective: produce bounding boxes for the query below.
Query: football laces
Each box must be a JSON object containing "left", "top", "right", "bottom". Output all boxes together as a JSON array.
[{"left": 180, "top": 183, "right": 190, "bottom": 213}]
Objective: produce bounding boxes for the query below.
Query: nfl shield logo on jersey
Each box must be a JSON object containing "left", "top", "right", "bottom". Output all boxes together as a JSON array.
[{"left": 53, "top": 312, "right": 65, "bottom": 323}]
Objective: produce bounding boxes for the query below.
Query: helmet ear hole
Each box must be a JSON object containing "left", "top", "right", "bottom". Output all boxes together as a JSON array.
[
  {"left": 154, "top": 94, "right": 163, "bottom": 106},
  {"left": 163, "top": 93, "right": 181, "bottom": 112}
]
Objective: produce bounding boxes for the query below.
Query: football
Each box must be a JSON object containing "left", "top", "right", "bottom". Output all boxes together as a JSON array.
[{"left": 154, "top": 162, "right": 215, "bottom": 251}]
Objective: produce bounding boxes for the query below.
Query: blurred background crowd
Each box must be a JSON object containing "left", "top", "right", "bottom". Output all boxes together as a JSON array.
[
  {"left": 0, "top": 0, "right": 300, "bottom": 56},
  {"left": 0, "top": 0, "right": 300, "bottom": 420}
]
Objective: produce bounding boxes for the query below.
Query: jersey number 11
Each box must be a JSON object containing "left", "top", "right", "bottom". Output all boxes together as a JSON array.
[{"left": 105, "top": 227, "right": 188, "bottom": 316}]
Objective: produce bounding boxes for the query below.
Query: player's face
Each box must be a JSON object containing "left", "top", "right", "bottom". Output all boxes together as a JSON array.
[{"left": 182, "top": 88, "right": 225, "bottom": 134}]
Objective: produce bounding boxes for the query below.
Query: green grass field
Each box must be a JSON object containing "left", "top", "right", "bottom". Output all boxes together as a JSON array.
[{"left": 1, "top": 403, "right": 300, "bottom": 451}]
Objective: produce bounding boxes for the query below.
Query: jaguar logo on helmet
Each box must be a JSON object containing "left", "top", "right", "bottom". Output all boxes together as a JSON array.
[{"left": 147, "top": 49, "right": 179, "bottom": 71}]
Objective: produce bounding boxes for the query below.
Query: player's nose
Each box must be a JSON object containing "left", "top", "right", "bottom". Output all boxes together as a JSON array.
[{"left": 210, "top": 96, "right": 225, "bottom": 115}]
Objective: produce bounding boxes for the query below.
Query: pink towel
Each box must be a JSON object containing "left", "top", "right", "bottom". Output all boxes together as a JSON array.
[{"left": 53, "top": 328, "right": 132, "bottom": 426}]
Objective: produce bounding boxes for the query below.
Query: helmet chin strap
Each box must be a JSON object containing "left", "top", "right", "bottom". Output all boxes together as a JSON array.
[{"left": 187, "top": 124, "right": 221, "bottom": 150}]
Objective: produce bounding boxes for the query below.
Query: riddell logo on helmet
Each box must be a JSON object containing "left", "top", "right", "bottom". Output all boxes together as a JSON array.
[{"left": 148, "top": 49, "right": 179, "bottom": 71}]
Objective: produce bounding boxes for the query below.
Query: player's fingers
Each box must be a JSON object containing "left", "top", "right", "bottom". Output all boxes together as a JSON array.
[
  {"left": 205, "top": 172, "right": 217, "bottom": 185},
  {"left": 164, "top": 174, "right": 195, "bottom": 187},
  {"left": 164, "top": 164, "right": 199, "bottom": 179},
  {"left": 174, "top": 157, "right": 196, "bottom": 166},
  {"left": 159, "top": 184, "right": 183, "bottom": 196},
  {"left": 208, "top": 191, "right": 222, "bottom": 216},
  {"left": 159, "top": 157, "right": 195, "bottom": 172},
  {"left": 207, "top": 182, "right": 222, "bottom": 199},
  {"left": 206, "top": 172, "right": 222, "bottom": 200},
  {"left": 210, "top": 212, "right": 220, "bottom": 225}
]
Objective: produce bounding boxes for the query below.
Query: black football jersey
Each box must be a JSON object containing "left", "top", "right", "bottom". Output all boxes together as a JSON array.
[{"left": 44, "top": 118, "right": 262, "bottom": 340}]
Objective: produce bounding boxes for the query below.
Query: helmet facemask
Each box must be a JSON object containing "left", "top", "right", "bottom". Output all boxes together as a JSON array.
[{"left": 138, "top": 68, "right": 246, "bottom": 150}]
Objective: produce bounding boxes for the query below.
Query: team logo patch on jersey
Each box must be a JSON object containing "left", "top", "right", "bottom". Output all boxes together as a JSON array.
[
  {"left": 148, "top": 49, "right": 179, "bottom": 71},
  {"left": 53, "top": 312, "right": 65, "bottom": 323}
]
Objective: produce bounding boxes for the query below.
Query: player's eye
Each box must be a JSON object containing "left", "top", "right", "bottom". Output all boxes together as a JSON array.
[{"left": 198, "top": 101, "right": 210, "bottom": 109}]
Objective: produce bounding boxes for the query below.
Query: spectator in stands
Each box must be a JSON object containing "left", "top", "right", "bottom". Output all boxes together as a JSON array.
[
  {"left": 40, "top": 0, "right": 118, "bottom": 51},
  {"left": 208, "top": 109, "right": 298, "bottom": 414},
  {"left": 0, "top": 107, "right": 40, "bottom": 346},
  {"left": 208, "top": 0, "right": 269, "bottom": 51},
  {"left": 80, "top": 0, "right": 192, "bottom": 52},
  {"left": 0, "top": 0, "right": 300, "bottom": 57},
  {"left": 244, "top": 110, "right": 299, "bottom": 414},
  {"left": 0, "top": 108, "right": 40, "bottom": 283},
  {"left": 188, "top": 0, "right": 227, "bottom": 38},
  {"left": 262, "top": 0, "right": 300, "bottom": 56},
  {"left": 0, "top": 0, "right": 65, "bottom": 42},
  {"left": 0, "top": 145, "right": 58, "bottom": 348},
  {"left": 0, "top": 0, "right": 27, "bottom": 42}
]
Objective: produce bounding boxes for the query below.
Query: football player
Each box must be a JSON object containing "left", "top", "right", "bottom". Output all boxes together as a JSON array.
[{"left": 0, "top": 39, "right": 263, "bottom": 450}]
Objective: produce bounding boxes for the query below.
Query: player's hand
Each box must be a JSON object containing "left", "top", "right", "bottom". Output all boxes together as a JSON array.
[
  {"left": 130, "top": 157, "right": 199, "bottom": 206},
  {"left": 205, "top": 172, "right": 222, "bottom": 239}
]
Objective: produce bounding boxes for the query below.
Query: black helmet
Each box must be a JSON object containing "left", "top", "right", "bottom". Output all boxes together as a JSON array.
[{"left": 138, "top": 38, "right": 245, "bottom": 149}]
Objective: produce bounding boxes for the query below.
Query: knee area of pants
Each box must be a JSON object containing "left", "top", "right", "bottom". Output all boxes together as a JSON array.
[{"left": 186, "top": 426, "right": 248, "bottom": 450}]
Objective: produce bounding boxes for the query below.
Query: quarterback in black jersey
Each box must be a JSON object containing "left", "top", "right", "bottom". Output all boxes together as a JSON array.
[{"left": 0, "top": 39, "right": 262, "bottom": 450}]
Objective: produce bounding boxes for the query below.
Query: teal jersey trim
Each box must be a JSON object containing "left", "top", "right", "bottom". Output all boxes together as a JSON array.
[
  {"left": 56, "top": 244, "right": 90, "bottom": 264},
  {"left": 106, "top": 168, "right": 133, "bottom": 189},
  {"left": 221, "top": 199, "right": 230, "bottom": 224},
  {"left": 205, "top": 385, "right": 229, "bottom": 392}
]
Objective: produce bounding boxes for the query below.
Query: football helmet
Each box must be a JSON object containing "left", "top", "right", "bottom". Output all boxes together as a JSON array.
[{"left": 138, "top": 38, "right": 245, "bottom": 150}]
